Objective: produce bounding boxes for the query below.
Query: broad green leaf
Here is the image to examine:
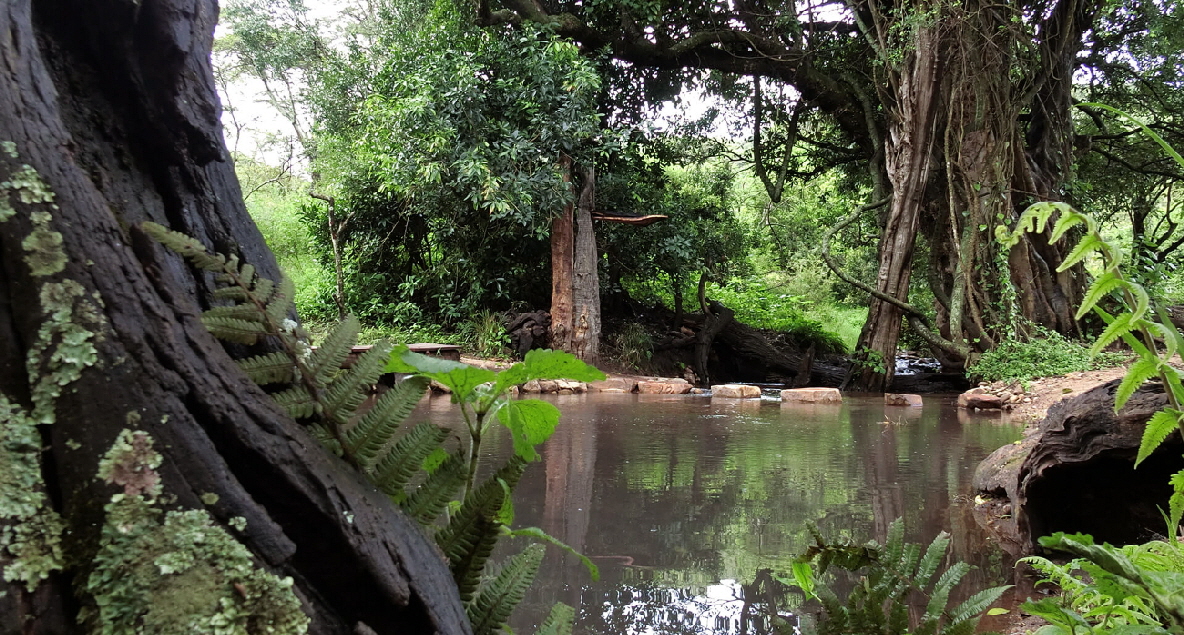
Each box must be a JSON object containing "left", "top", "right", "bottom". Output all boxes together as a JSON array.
[
  {"left": 496, "top": 399, "right": 561, "bottom": 461},
  {"left": 986, "top": 608, "right": 1009, "bottom": 616},
  {"left": 386, "top": 345, "right": 496, "bottom": 402},
  {"left": 493, "top": 349, "right": 606, "bottom": 394},
  {"left": 1115, "top": 357, "right": 1160, "bottom": 412},
  {"left": 790, "top": 560, "right": 816, "bottom": 599},
  {"left": 1136, "top": 410, "right": 1183, "bottom": 467},
  {"left": 509, "top": 527, "right": 599, "bottom": 581}
]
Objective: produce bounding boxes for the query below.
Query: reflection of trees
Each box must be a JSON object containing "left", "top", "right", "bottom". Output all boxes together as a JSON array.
[{"left": 476, "top": 395, "right": 1024, "bottom": 632}]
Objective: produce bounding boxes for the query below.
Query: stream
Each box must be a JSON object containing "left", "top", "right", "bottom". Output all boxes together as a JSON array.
[{"left": 413, "top": 391, "right": 1024, "bottom": 634}]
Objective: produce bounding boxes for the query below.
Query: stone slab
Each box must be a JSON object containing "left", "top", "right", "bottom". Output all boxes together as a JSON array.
[
  {"left": 885, "top": 393, "right": 923, "bottom": 407},
  {"left": 781, "top": 387, "right": 842, "bottom": 404},
  {"left": 637, "top": 380, "right": 693, "bottom": 394},
  {"left": 711, "top": 384, "right": 762, "bottom": 399}
]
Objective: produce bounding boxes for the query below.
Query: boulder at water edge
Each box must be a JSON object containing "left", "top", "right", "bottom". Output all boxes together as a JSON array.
[
  {"left": 637, "top": 379, "right": 692, "bottom": 394},
  {"left": 885, "top": 393, "right": 923, "bottom": 407},
  {"left": 973, "top": 379, "right": 1184, "bottom": 554}
]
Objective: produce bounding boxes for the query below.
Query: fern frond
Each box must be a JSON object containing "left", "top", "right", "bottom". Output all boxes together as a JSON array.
[
  {"left": 250, "top": 277, "right": 275, "bottom": 305},
  {"left": 467, "top": 544, "right": 545, "bottom": 635},
  {"left": 1116, "top": 357, "right": 1160, "bottom": 412},
  {"left": 437, "top": 491, "right": 504, "bottom": 603},
  {"left": 202, "top": 304, "right": 266, "bottom": 323},
  {"left": 309, "top": 424, "right": 341, "bottom": 455},
  {"left": 401, "top": 451, "right": 466, "bottom": 525},
  {"left": 309, "top": 316, "right": 360, "bottom": 385},
  {"left": 1090, "top": 312, "right": 1135, "bottom": 357},
  {"left": 236, "top": 351, "right": 296, "bottom": 385},
  {"left": 265, "top": 276, "right": 294, "bottom": 323},
  {"left": 923, "top": 560, "right": 969, "bottom": 627},
  {"left": 1170, "top": 469, "right": 1184, "bottom": 542},
  {"left": 1076, "top": 271, "right": 1125, "bottom": 320},
  {"left": 1059, "top": 233, "right": 1104, "bottom": 271},
  {"left": 947, "top": 584, "right": 1011, "bottom": 627},
  {"left": 916, "top": 531, "right": 950, "bottom": 589},
  {"left": 1136, "top": 409, "right": 1183, "bottom": 467},
  {"left": 141, "top": 222, "right": 229, "bottom": 272},
  {"left": 350, "top": 375, "right": 431, "bottom": 467},
  {"left": 238, "top": 263, "right": 256, "bottom": 286},
  {"left": 368, "top": 421, "right": 448, "bottom": 499},
  {"left": 536, "top": 603, "right": 575, "bottom": 635},
  {"left": 323, "top": 343, "right": 392, "bottom": 425},
  {"left": 213, "top": 286, "right": 250, "bottom": 302},
  {"left": 201, "top": 315, "right": 267, "bottom": 345},
  {"left": 273, "top": 385, "right": 318, "bottom": 419},
  {"left": 882, "top": 519, "right": 905, "bottom": 570}
]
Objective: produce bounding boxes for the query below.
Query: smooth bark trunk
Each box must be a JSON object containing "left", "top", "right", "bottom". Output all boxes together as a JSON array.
[
  {"left": 550, "top": 155, "right": 575, "bottom": 353},
  {"left": 571, "top": 166, "right": 600, "bottom": 363}
]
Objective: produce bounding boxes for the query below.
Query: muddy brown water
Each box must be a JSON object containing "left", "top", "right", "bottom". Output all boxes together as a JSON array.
[{"left": 413, "top": 391, "right": 1025, "bottom": 634}]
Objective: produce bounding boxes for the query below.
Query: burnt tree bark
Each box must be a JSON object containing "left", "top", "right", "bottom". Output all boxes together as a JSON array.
[{"left": 0, "top": 1, "right": 467, "bottom": 632}]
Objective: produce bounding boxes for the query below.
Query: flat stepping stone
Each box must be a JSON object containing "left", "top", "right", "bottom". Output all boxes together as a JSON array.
[
  {"left": 781, "top": 387, "right": 842, "bottom": 404},
  {"left": 885, "top": 393, "right": 923, "bottom": 407},
  {"left": 637, "top": 379, "right": 692, "bottom": 394},
  {"left": 590, "top": 377, "right": 638, "bottom": 393},
  {"left": 711, "top": 384, "right": 761, "bottom": 399}
]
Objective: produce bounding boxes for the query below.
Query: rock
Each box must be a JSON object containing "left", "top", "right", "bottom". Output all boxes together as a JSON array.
[
  {"left": 781, "top": 387, "right": 842, "bottom": 404},
  {"left": 973, "top": 380, "right": 1184, "bottom": 553},
  {"left": 430, "top": 379, "right": 451, "bottom": 394},
  {"left": 712, "top": 384, "right": 761, "bottom": 399},
  {"left": 598, "top": 388, "right": 628, "bottom": 393},
  {"left": 521, "top": 379, "right": 542, "bottom": 393},
  {"left": 591, "top": 377, "right": 637, "bottom": 393},
  {"left": 690, "top": 388, "right": 709, "bottom": 395},
  {"left": 556, "top": 379, "right": 587, "bottom": 393},
  {"left": 637, "top": 380, "right": 693, "bottom": 394},
  {"left": 538, "top": 380, "right": 559, "bottom": 393},
  {"left": 957, "top": 392, "right": 1004, "bottom": 409},
  {"left": 884, "top": 393, "right": 923, "bottom": 407}
]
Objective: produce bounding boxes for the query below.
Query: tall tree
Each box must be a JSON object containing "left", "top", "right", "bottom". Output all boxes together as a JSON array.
[
  {"left": 0, "top": 0, "right": 465, "bottom": 631},
  {"left": 478, "top": 0, "right": 1114, "bottom": 390}
]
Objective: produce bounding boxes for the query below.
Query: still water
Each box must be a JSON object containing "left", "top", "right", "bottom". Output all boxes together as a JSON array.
[{"left": 415, "top": 391, "right": 1024, "bottom": 634}]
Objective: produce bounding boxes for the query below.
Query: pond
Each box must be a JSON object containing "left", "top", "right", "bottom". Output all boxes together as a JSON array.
[{"left": 414, "top": 391, "right": 1024, "bottom": 634}]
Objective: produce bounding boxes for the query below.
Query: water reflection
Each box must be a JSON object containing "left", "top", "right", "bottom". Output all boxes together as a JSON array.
[{"left": 413, "top": 392, "right": 1022, "bottom": 634}]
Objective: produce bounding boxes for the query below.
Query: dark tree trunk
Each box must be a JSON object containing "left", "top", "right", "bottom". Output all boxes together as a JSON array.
[
  {"left": 550, "top": 155, "right": 575, "bottom": 353},
  {"left": 571, "top": 166, "right": 600, "bottom": 363},
  {"left": 0, "top": 1, "right": 467, "bottom": 632}
]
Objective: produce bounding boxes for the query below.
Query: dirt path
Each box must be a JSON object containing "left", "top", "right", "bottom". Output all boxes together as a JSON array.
[{"left": 981, "top": 364, "right": 1131, "bottom": 423}]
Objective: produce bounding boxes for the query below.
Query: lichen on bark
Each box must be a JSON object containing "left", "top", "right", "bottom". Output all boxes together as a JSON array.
[{"left": 82, "top": 430, "right": 310, "bottom": 635}]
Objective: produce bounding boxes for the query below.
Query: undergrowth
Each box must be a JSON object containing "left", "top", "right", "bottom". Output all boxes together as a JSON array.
[{"left": 968, "top": 328, "right": 1127, "bottom": 383}]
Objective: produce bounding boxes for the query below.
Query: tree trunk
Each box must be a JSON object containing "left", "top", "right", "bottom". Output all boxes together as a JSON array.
[
  {"left": 0, "top": 1, "right": 467, "bottom": 632},
  {"left": 570, "top": 166, "right": 600, "bottom": 363},
  {"left": 550, "top": 155, "right": 575, "bottom": 353},
  {"left": 847, "top": 22, "right": 941, "bottom": 392}
]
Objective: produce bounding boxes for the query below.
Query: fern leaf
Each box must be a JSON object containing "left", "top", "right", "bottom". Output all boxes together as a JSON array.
[
  {"left": 201, "top": 315, "right": 267, "bottom": 345},
  {"left": 437, "top": 485, "right": 507, "bottom": 603},
  {"left": 536, "top": 603, "right": 575, "bottom": 635},
  {"left": 237, "top": 351, "right": 296, "bottom": 385},
  {"left": 213, "top": 286, "right": 250, "bottom": 302},
  {"left": 368, "top": 422, "right": 448, "bottom": 499},
  {"left": 882, "top": 518, "right": 905, "bottom": 571},
  {"left": 923, "top": 560, "right": 969, "bottom": 627},
  {"left": 265, "top": 276, "right": 295, "bottom": 323},
  {"left": 1090, "top": 312, "right": 1135, "bottom": 357},
  {"left": 141, "top": 222, "right": 228, "bottom": 272},
  {"left": 1076, "top": 271, "right": 1124, "bottom": 320},
  {"left": 273, "top": 385, "right": 318, "bottom": 419},
  {"left": 351, "top": 375, "right": 431, "bottom": 467},
  {"left": 401, "top": 451, "right": 466, "bottom": 525},
  {"left": 1116, "top": 357, "right": 1161, "bottom": 412},
  {"left": 202, "top": 304, "right": 266, "bottom": 323},
  {"left": 323, "top": 343, "right": 392, "bottom": 425},
  {"left": 916, "top": 531, "right": 951, "bottom": 589},
  {"left": 947, "top": 584, "right": 1011, "bottom": 627},
  {"left": 1049, "top": 207, "right": 1090, "bottom": 243},
  {"left": 1058, "top": 233, "right": 1103, "bottom": 271},
  {"left": 1169, "top": 469, "right": 1184, "bottom": 543},
  {"left": 467, "top": 544, "right": 545, "bottom": 635},
  {"left": 1136, "top": 409, "right": 1183, "bottom": 467},
  {"left": 239, "top": 263, "right": 256, "bottom": 286},
  {"left": 251, "top": 277, "right": 275, "bottom": 305},
  {"left": 309, "top": 316, "right": 360, "bottom": 385},
  {"left": 309, "top": 424, "right": 341, "bottom": 455}
]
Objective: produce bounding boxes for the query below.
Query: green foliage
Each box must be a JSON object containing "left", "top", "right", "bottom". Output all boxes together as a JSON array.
[
  {"left": 703, "top": 277, "right": 848, "bottom": 354},
  {"left": 609, "top": 322, "right": 653, "bottom": 372},
  {"left": 144, "top": 222, "right": 604, "bottom": 633},
  {"left": 458, "top": 311, "right": 510, "bottom": 359},
  {"left": 1020, "top": 533, "right": 1184, "bottom": 634},
  {"left": 968, "top": 328, "right": 1125, "bottom": 383},
  {"left": 782, "top": 519, "right": 1010, "bottom": 635}
]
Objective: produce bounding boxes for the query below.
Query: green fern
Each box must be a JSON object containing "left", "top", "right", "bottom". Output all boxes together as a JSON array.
[
  {"left": 785, "top": 519, "right": 1010, "bottom": 635},
  {"left": 437, "top": 459, "right": 527, "bottom": 601},
  {"left": 347, "top": 376, "right": 432, "bottom": 469},
  {"left": 237, "top": 351, "right": 297, "bottom": 385},
  {"left": 467, "top": 544, "right": 545, "bottom": 635},
  {"left": 536, "top": 603, "right": 575, "bottom": 635},
  {"left": 402, "top": 451, "right": 467, "bottom": 525},
  {"left": 367, "top": 421, "right": 447, "bottom": 500}
]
